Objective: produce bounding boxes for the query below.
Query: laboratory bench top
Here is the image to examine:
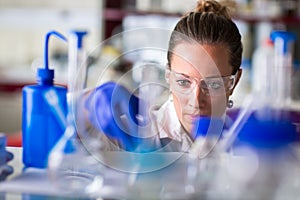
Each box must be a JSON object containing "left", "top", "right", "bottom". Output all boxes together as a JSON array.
[
  {"left": 0, "top": 147, "right": 193, "bottom": 200},
  {"left": 2, "top": 141, "right": 300, "bottom": 200}
]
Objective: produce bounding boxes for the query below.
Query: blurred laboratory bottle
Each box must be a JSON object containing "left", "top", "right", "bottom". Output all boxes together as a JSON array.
[
  {"left": 270, "top": 31, "right": 296, "bottom": 110},
  {"left": 251, "top": 38, "right": 274, "bottom": 95},
  {"left": 22, "top": 31, "right": 67, "bottom": 168},
  {"left": 67, "top": 30, "right": 88, "bottom": 93}
]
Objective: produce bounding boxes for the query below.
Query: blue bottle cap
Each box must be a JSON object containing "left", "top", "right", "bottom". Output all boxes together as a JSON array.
[
  {"left": 70, "top": 30, "right": 88, "bottom": 48},
  {"left": 37, "top": 68, "right": 54, "bottom": 84},
  {"left": 270, "top": 31, "right": 296, "bottom": 54},
  {"left": 192, "top": 116, "right": 224, "bottom": 139}
]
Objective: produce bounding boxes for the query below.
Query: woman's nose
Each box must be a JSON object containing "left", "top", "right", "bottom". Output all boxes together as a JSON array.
[{"left": 187, "top": 86, "right": 203, "bottom": 108}]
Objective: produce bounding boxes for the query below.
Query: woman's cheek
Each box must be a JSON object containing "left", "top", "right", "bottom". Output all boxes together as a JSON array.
[
  {"left": 210, "top": 96, "right": 227, "bottom": 117},
  {"left": 172, "top": 93, "right": 185, "bottom": 119}
]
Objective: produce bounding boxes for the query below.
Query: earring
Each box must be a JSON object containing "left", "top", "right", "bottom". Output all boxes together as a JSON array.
[{"left": 227, "top": 99, "right": 233, "bottom": 108}]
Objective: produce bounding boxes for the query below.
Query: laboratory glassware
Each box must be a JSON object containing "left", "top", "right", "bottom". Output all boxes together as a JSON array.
[{"left": 47, "top": 30, "right": 105, "bottom": 197}]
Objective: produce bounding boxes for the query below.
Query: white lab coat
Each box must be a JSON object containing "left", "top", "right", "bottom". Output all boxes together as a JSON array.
[{"left": 149, "top": 97, "right": 194, "bottom": 152}]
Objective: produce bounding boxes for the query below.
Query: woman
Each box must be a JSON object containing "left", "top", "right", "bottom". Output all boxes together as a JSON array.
[
  {"left": 150, "top": 0, "right": 243, "bottom": 151},
  {"left": 85, "top": 0, "right": 243, "bottom": 152}
]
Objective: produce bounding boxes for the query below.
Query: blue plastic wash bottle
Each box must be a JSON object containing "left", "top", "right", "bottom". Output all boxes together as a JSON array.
[{"left": 22, "top": 31, "right": 68, "bottom": 168}]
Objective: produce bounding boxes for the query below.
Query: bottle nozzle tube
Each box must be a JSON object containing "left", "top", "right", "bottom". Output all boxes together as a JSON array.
[{"left": 38, "top": 31, "right": 67, "bottom": 85}]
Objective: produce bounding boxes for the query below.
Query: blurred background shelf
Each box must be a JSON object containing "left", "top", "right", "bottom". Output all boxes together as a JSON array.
[{"left": 233, "top": 14, "right": 300, "bottom": 24}]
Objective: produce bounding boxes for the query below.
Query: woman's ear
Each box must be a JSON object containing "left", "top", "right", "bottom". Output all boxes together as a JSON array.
[{"left": 229, "top": 68, "right": 242, "bottom": 95}]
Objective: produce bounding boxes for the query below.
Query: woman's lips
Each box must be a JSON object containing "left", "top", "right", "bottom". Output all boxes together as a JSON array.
[
  {"left": 184, "top": 112, "right": 210, "bottom": 122},
  {"left": 184, "top": 113, "right": 199, "bottom": 123}
]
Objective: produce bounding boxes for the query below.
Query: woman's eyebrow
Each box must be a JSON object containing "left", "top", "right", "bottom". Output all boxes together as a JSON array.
[
  {"left": 177, "top": 72, "right": 203, "bottom": 82},
  {"left": 179, "top": 73, "right": 191, "bottom": 78},
  {"left": 173, "top": 71, "right": 190, "bottom": 78}
]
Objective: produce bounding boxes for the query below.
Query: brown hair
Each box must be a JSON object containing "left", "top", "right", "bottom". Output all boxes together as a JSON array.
[{"left": 167, "top": 0, "right": 242, "bottom": 74}]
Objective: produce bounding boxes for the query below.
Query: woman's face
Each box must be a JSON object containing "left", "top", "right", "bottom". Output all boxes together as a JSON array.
[{"left": 168, "top": 43, "right": 241, "bottom": 133}]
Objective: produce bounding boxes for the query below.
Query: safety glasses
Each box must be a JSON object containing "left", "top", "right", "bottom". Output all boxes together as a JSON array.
[{"left": 166, "top": 69, "right": 237, "bottom": 97}]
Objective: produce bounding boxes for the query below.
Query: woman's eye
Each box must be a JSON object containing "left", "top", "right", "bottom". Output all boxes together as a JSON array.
[
  {"left": 207, "top": 81, "right": 222, "bottom": 90},
  {"left": 176, "top": 79, "right": 191, "bottom": 87}
]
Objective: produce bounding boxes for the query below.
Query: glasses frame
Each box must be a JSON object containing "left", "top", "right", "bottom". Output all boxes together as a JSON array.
[{"left": 166, "top": 68, "right": 237, "bottom": 97}]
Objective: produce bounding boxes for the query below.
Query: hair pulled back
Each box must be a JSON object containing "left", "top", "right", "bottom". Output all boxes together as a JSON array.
[
  {"left": 195, "top": 0, "right": 231, "bottom": 19},
  {"left": 167, "top": 0, "right": 242, "bottom": 74}
]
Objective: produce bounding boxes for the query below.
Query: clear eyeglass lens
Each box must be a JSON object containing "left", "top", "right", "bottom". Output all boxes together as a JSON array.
[{"left": 169, "top": 70, "right": 235, "bottom": 97}]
